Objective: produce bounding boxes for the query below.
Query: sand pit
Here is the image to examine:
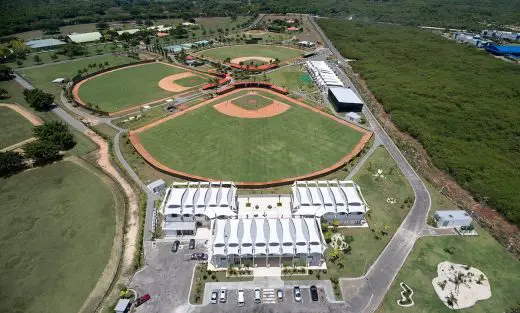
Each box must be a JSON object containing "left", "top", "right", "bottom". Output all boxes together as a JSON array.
[
  {"left": 213, "top": 100, "right": 290, "bottom": 119},
  {"left": 230, "top": 56, "right": 275, "bottom": 64},
  {"left": 432, "top": 261, "right": 491, "bottom": 309},
  {"left": 158, "top": 72, "right": 196, "bottom": 92}
]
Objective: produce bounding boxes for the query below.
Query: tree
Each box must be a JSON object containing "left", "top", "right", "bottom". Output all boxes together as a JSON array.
[
  {"left": 50, "top": 53, "right": 58, "bottom": 61},
  {"left": 33, "top": 54, "right": 41, "bottom": 63},
  {"left": 0, "top": 65, "right": 13, "bottom": 81},
  {"left": 96, "top": 21, "right": 109, "bottom": 30},
  {"left": 24, "top": 141, "right": 60, "bottom": 165},
  {"left": 144, "top": 20, "right": 153, "bottom": 26},
  {"left": 23, "top": 89, "right": 54, "bottom": 111},
  {"left": 33, "top": 121, "right": 76, "bottom": 150},
  {"left": 0, "top": 151, "right": 26, "bottom": 177},
  {"left": 0, "top": 88, "right": 8, "bottom": 99}
]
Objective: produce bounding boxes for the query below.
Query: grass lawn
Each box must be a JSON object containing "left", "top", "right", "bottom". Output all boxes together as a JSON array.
[
  {"left": 77, "top": 63, "right": 190, "bottom": 112},
  {"left": 0, "top": 160, "right": 118, "bottom": 313},
  {"left": 267, "top": 64, "right": 317, "bottom": 94},
  {"left": 174, "top": 75, "right": 208, "bottom": 88},
  {"left": 376, "top": 232, "right": 520, "bottom": 313},
  {"left": 0, "top": 106, "right": 35, "bottom": 149},
  {"left": 137, "top": 90, "right": 364, "bottom": 182},
  {"left": 231, "top": 94, "right": 273, "bottom": 110},
  {"left": 196, "top": 44, "right": 304, "bottom": 62},
  {"left": 17, "top": 55, "right": 135, "bottom": 98}
]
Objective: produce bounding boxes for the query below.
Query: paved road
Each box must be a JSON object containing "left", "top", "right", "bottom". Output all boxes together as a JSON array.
[{"left": 307, "top": 15, "right": 432, "bottom": 313}]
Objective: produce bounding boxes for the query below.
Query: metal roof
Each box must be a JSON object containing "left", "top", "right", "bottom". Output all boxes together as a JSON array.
[
  {"left": 25, "top": 39, "right": 66, "bottom": 49},
  {"left": 329, "top": 87, "right": 364, "bottom": 104},
  {"left": 67, "top": 32, "right": 102, "bottom": 43},
  {"left": 435, "top": 210, "right": 471, "bottom": 219}
]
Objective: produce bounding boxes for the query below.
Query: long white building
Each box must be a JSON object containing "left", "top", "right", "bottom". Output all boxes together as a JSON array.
[
  {"left": 305, "top": 61, "right": 344, "bottom": 90},
  {"left": 211, "top": 217, "right": 325, "bottom": 268},
  {"left": 291, "top": 180, "right": 368, "bottom": 224}
]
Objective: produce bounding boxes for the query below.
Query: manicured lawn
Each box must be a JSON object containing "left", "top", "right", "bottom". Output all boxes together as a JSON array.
[
  {"left": 267, "top": 64, "right": 317, "bottom": 94},
  {"left": 376, "top": 232, "right": 520, "bottom": 313},
  {"left": 0, "top": 160, "right": 118, "bottom": 313},
  {"left": 137, "top": 90, "right": 364, "bottom": 182},
  {"left": 196, "top": 44, "right": 304, "bottom": 62},
  {"left": 17, "top": 55, "right": 135, "bottom": 98},
  {"left": 231, "top": 94, "right": 273, "bottom": 110},
  {"left": 78, "top": 63, "right": 191, "bottom": 112},
  {"left": 0, "top": 107, "right": 34, "bottom": 149},
  {"left": 174, "top": 75, "right": 208, "bottom": 88}
]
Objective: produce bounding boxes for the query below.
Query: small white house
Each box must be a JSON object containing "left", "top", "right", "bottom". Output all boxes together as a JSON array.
[
  {"left": 114, "top": 299, "right": 131, "bottom": 313},
  {"left": 147, "top": 179, "right": 166, "bottom": 194},
  {"left": 434, "top": 210, "right": 472, "bottom": 228},
  {"left": 346, "top": 112, "right": 362, "bottom": 123}
]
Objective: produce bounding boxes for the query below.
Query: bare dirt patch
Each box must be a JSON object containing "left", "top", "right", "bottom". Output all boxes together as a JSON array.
[
  {"left": 0, "top": 103, "right": 43, "bottom": 126},
  {"left": 230, "top": 56, "right": 274, "bottom": 64},
  {"left": 213, "top": 99, "right": 290, "bottom": 118},
  {"left": 157, "top": 72, "right": 195, "bottom": 92}
]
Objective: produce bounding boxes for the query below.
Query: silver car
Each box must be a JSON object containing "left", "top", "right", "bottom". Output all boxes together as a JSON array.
[
  {"left": 211, "top": 289, "right": 218, "bottom": 304},
  {"left": 220, "top": 287, "right": 227, "bottom": 303}
]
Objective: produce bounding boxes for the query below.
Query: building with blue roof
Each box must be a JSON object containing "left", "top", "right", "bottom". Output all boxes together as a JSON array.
[
  {"left": 485, "top": 44, "right": 520, "bottom": 57},
  {"left": 25, "top": 39, "right": 66, "bottom": 50}
]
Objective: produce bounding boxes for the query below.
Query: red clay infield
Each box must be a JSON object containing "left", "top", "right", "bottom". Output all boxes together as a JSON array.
[
  {"left": 129, "top": 87, "right": 373, "bottom": 188},
  {"left": 213, "top": 98, "right": 290, "bottom": 119}
]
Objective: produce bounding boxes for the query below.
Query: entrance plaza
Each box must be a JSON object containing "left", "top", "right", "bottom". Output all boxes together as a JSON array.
[{"left": 159, "top": 180, "right": 369, "bottom": 269}]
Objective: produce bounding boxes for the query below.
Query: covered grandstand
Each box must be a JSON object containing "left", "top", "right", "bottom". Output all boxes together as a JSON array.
[
  {"left": 211, "top": 217, "right": 325, "bottom": 268},
  {"left": 291, "top": 180, "right": 369, "bottom": 225},
  {"left": 305, "top": 61, "right": 344, "bottom": 90}
]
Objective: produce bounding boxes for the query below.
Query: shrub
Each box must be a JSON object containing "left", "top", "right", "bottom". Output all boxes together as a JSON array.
[{"left": 0, "top": 151, "right": 26, "bottom": 177}]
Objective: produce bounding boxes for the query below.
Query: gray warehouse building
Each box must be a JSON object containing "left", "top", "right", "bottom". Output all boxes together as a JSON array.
[
  {"left": 328, "top": 87, "right": 364, "bottom": 112},
  {"left": 434, "top": 210, "right": 472, "bottom": 228}
]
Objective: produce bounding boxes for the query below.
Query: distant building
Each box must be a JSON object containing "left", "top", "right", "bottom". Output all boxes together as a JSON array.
[
  {"left": 481, "top": 30, "right": 520, "bottom": 41},
  {"left": 434, "top": 210, "right": 472, "bottom": 228},
  {"left": 67, "top": 32, "right": 103, "bottom": 43},
  {"left": 116, "top": 29, "right": 140, "bottom": 35},
  {"left": 147, "top": 179, "right": 166, "bottom": 194},
  {"left": 298, "top": 41, "right": 315, "bottom": 47},
  {"left": 114, "top": 299, "right": 131, "bottom": 313},
  {"left": 328, "top": 87, "right": 364, "bottom": 112},
  {"left": 485, "top": 44, "right": 520, "bottom": 57},
  {"left": 25, "top": 39, "right": 66, "bottom": 50},
  {"left": 305, "top": 61, "right": 344, "bottom": 90},
  {"left": 287, "top": 26, "right": 299, "bottom": 32},
  {"left": 346, "top": 112, "right": 362, "bottom": 123}
]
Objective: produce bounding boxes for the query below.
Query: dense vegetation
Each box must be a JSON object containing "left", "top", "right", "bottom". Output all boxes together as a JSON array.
[
  {"left": 319, "top": 19, "right": 520, "bottom": 225},
  {"left": 1, "top": 0, "right": 520, "bottom": 37}
]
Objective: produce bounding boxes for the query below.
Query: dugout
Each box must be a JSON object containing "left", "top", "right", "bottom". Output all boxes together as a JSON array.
[{"left": 328, "top": 87, "right": 364, "bottom": 112}]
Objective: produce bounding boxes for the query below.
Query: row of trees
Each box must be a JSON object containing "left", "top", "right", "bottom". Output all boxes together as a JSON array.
[{"left": 0, "top": 121, "right": 76, "bottom": 177}]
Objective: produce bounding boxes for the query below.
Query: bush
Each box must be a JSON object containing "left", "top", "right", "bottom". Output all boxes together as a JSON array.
[
  {"left": 33, "top": 121, "right": 76, "bottom": 150},
  {"left": 23, "top": 88, "right": 54, "bottom": 111},
  {"left": 24, "top": 140, "right": 61, "bottom": 165},
  {"left": 0, "top": 151, "right": 26, "bottom": 177}
]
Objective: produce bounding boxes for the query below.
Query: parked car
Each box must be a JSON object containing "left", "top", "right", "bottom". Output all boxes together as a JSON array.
[
  {"left": 219, "top": 287, "right": 227, "bottom": 303},
  {"left": 310, "top": 285, "right": 319, "bottom": 302},
  {"left": 238, "top": 289, "right": 245, "bottom": 306},
  {"left": 190, "top": 253, "right": 208, "bottom": 260},
  {"left": 135, "top": 294, "right": 151, "bottom": 307},
  {"left": 171, "top": 240, "right": 180, "bottom": 253},
  {"left": 254, "top": 288, "right": 261, "bottom": 303},
  {"left": 211, "top": 289, "right": 218, "bottom": 304},
  {"left": 189, "top": 239, "right": 196, "bottom": 249},
  {"left": 294, "top": 286, "right": 302, "bottom": 302},
  {"left": 277, "top": 289, "right": 284, "bottom": 302}
]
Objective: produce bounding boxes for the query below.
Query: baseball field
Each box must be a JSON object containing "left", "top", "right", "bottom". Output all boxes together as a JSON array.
[
  {"left": 74, "top": 62, "right": 210, "bottom": 113},
  {"left": 131, "top": 88, "right": 371, "bottom": 183},
  {"left": 195, "top": 44, "right": 304, "bottom": 63}
]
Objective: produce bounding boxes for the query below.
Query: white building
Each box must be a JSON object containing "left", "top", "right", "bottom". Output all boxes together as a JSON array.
[
  {"left": 291, "top": 180, "right": 369, "bottom": 225},
  {"left": 211, "top": 217, "right": 325, "bottom": 268},
  {"left": 160, "top": 182, "right": 237, "bottom": 236},
  {"left": 434, "top": 210, "right": 472, "bottom": 228},
  {"left": 67, "top": 32, "right": 103, "bottom": 43},
  {"left": 305, "top": 61, "right": 344, "bottom": 90}
]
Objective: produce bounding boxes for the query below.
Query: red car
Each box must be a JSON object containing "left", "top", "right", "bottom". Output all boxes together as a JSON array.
[{"left": 135, "top": 294, "right": 151, "bottom": 307}]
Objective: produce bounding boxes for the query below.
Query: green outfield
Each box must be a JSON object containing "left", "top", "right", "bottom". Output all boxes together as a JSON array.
[
  {"left": 266, "top": 64, "right": 317, "bottom": 93},
  {"left": 0, "top": 107, "right": 34, "bottom": 149},
  {"left": 0, "top": 160, "right": 119, "bottom": 313},
  {"left": 77, "top": 63, "right": 200, "bottom": 112},
  {"left": 196, "top": 44, "right": 304, "bottom": 62},
  {"left": 174, "top": 75, "right": 208, "bottom": 88},
  {"left": 231, "top": 94, "right": 273, "bottom": 110},
  {"left": 137, "top": 90, "right": 364, "bottom": 182}
]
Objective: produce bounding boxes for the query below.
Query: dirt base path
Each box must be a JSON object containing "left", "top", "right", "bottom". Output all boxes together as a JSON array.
[
  {"left": 213, "top": 100, "right": 290, "bottom": 118},
  {"left": 157, "top": 72, "right": 195, "bottom": 92},
  {"left": 0, "top": 103, "right": 44, "bottom": 125},
  {"left": 230, "top": 56, "right": 274, "bottom": 64}
]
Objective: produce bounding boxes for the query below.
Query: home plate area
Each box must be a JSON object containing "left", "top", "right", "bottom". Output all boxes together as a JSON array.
[{"left": 212, "top": 93, "right": 291, "bottom": 119}]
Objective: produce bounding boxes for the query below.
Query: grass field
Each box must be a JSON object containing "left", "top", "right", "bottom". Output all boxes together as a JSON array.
[
  {"left": 196, "top": 45, "right": 304, "bottom": 62},
  {"left": 0, "top": 106, "right": 34, "bottom": 149},
  {"left": 231, "top": 94, "right": 273, "bottom": 110},
  {"left": 376, "top": 231, "right": 520, "bottom": 313},
  {"left": 137, "top": 90, "right": 364, "bottom": 182},
  {"left": 174, "top": 75, "right": 207, "bottom": 88},
  {"left": 267, "top": 64, "right": 317, "bottom": 94},
  {"left": 77, "top": 63, "right": 199, "bottom": 112},
  {"left": 0, "top": 160, "right": 118, "bottom": 313},
  {"left": 18, "top": 55, "right": 135, "bottom": 98}
]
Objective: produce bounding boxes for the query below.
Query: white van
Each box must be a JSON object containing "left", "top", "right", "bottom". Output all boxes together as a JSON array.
[{"left": 237, "top": 289, "right": 245, "bottom": 306}]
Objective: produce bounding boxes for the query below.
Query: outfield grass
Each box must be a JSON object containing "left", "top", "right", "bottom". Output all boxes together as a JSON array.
[
  {"left": 376, "top": 232, "right": 520, "bottom": 313},
  {"left": 0, "top": 160, "right": 117, "bottom": 313},
  {"left": 138, "top": 90, "right": 364, "bottom": 182},
  {"left": 18, "top": 55, "right": 135, "bottom": 98},
  {"left": 231, "top": 94, "right": 273, "bottom": 110},
  {"left": 0, "top": 107, "right": 34, "bottom": 149},
  {"left": 267, "top": 64, "right": 317, "bottom": 94},
  {"left": 196, "top": 44, "right": 304, "bottom": 62},
  {"left": 174, "top": 75, "right": 207, "bottom": 88},
  {"left": 77, "top": 63, "right": 192, "bottom": 112}
]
